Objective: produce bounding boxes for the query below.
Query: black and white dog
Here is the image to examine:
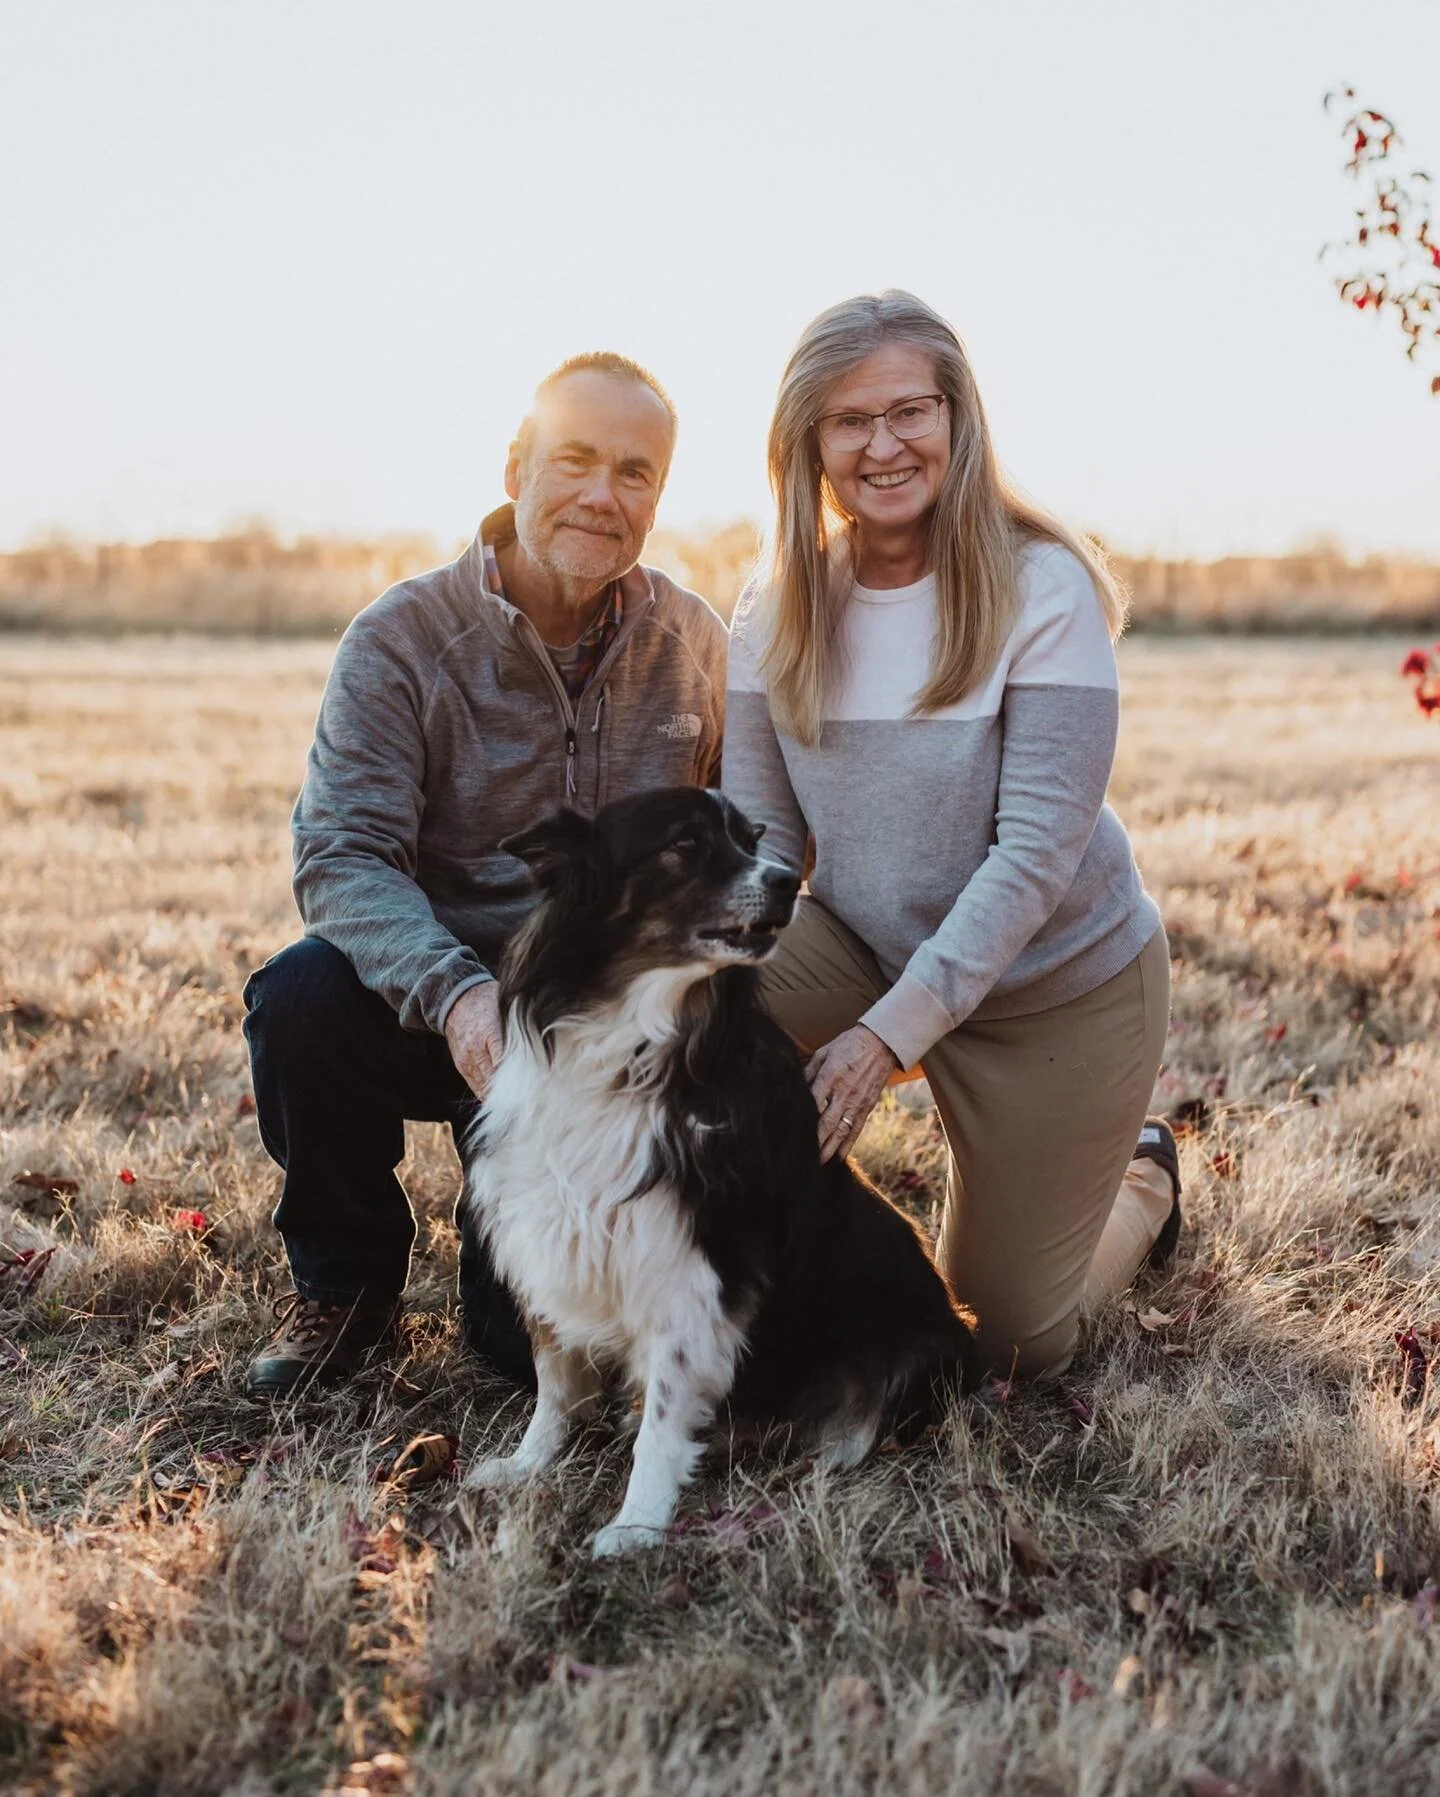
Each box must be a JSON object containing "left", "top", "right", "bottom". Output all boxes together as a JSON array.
[{"left": 460, "top": 787, "right": 976, "bottom": 1556}]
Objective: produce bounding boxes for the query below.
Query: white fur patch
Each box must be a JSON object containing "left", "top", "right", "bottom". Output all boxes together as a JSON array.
[{"left": 464, "top": 965, "right": 746, "bottom": 1550}]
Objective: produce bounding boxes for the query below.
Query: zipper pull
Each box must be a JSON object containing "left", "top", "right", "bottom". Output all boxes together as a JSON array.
[
  {"left": 565, "top": 725, "right": 577, "bottom": 796},
  {"left": 591, "top": 686, "right": 607, "bottom": 734}
]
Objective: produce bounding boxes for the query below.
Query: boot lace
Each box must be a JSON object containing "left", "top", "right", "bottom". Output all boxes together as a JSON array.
[{"left": 271, "top": 1291, "right": 351, "bottom": 1347}]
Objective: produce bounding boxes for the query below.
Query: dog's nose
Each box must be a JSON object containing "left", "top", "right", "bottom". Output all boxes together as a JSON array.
[{"left": 761, "top": 864, "right": 801, "bottom": 906}]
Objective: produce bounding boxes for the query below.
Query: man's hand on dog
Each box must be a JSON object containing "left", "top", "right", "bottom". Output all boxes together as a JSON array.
[
  {"left": 806, "top": 1024, "right": 899, "bottom": 1163},
  {"left": 444, "top": 981, "right": 504, "bottom": 1099}
]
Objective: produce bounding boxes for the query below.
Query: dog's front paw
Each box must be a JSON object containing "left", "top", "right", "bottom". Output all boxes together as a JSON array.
[
  {"left": 590, "top": 1518, "right": 667, "bottom": 1559},
  {"left": 463, "top": 1454, "right": 533, "bottom": 1491}
]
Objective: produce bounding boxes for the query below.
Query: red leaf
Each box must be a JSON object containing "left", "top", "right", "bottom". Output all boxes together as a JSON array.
[
  {"left": 1402, "top": 649, "right": 1431, "bottom": 679},
  {"left": 235, "top": 1092, "right": 257, "bottom": 1118},
  {"left": 921, "top": 1543, "right": 961, "bottom": 1585},
  {"left": 1264, "top": 1024, "right": 1288, "bottom": 1045},
  {"left": 172, "top": 1209, "right": 208, "bottom": 1233},
  {"left": 1058, "top": 1666, "right": 1095, "bottom": 1701},
  {"left": 118, "top": 1168, "right": 137, "bottom": 1185}
]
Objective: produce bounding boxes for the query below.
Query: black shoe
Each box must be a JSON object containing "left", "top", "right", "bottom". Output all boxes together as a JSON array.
[
  {"left": 244, "top": 1292, "right": 399, "bottom": 1399},
  {"left": 1133, "top": 1117, "right": 1183, "bottom": 1268}
]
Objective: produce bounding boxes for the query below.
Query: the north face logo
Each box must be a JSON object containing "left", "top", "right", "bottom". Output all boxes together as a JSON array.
[{"left": 657, "top": 713, "right": 702, "bottom": 740}]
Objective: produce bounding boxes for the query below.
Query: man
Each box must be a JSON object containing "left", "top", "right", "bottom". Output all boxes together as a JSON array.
[{"left": 242, "top": 353, "right": 726, "bottom": 1398}]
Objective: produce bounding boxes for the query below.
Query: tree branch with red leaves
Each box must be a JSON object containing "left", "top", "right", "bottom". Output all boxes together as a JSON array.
[{"left": 1322, "top": 87, "right": 1439, "bottom": 392}]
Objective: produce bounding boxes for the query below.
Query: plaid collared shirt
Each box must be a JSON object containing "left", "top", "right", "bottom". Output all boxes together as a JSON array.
[{"left": 482, "top": 540, "right": 623, "bottom": 707}]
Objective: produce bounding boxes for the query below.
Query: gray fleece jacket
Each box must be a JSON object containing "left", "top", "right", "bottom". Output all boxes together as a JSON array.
[{"left": 292, "top": 505, "right": 727, "bottom": 1033}]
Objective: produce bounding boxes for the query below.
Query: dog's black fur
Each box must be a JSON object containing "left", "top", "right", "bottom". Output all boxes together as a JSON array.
[{"left": 484, "top": 786, "right": 977, "bottom": 1446}]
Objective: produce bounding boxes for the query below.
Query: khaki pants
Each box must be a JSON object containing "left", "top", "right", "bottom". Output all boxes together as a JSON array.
[{"left": 759, "top": 900, "right": 1173, "bottom": 1380}]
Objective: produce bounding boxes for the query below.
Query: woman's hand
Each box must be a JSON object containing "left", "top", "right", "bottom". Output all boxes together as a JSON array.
[{"left": 806, "top": 1024, "right": 899, "bottom": 1163}]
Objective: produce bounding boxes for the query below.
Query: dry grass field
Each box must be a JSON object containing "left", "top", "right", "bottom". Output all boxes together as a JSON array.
[{"left": 2, "top": 632, "right": 1439, "bottom": 1796}]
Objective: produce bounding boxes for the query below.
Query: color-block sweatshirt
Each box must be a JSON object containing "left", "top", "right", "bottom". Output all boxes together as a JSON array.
[
  {"left": 722, "top": 541, "right": 1163, "bottom": 1070},
  {"left": 291, "top": 506, "right": 727, "bottom": 1035}
]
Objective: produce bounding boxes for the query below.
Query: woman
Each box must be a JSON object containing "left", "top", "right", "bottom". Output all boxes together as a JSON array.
[{"left": 723, "top": 290, "right": 1178, "bottom": 1380}]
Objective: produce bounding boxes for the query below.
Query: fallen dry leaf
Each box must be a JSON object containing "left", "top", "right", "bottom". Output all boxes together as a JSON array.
[
  {"left": 656, "top": 1574, "right": 692, "bottom": 1609},
  {"left": 0, "top": 1247, "right": 57, "bottom": 1297},
  {"left": 1395, "top": 1330, "right": 1429, "bottom": 1410},
  {"left": 11, "top": 1170, "right": 78, "bottom": 1197},
  {"left": 335, "top": 1751, "right": 408, "bottom": 1794},
  {"left": 3, "top": 1000, "right": 52, "bottom": 1029},
  {"left": 1169, "top": 1096, "right": 1212, "bottom": 1136},
  {"left": 895, "top": 1572, "right": 929, "bottom": 1606},
  {"left": 672, "top": 1500, "right": 781, "bottom": 1542},
  {"left": 1112, "top": 1652, "right": 1144, "bottom": 1696},
  {"left": 921, "top": 1543, "right": 960, "bottom": 1586},
  {"left": 820, "top": 1673, "right": 881, "bottom": 1727},
  {"left": 342, "top": 1507, "right": 405, "bottom": 1574},
  {"left": 1183, "top": 1773, "right": 1248, "bottom": 1797},
  {"left": 381, "top": 1431, "right": 458, "bottom": 1491},
  {"left": 1182, "top": 1768, "right": 1298, "bottom": 1797},
  {"left": 1006, "top": 1518, "right": 1051, "bottom": 1575},
  {"left": 1126, "top": 1586, "right": 1154, "bottom": 1616},
  {"left": 1136, "top": 1306, "right": 1176, "bottom": 1333},
  {"left": 550, "top": 1656, "right": 601, "bottom": 1685}
]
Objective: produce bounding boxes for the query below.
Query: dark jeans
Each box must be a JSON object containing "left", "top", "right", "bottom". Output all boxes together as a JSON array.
[{"left": 241, "top": 937, "right": 534, "bottom": 1390}]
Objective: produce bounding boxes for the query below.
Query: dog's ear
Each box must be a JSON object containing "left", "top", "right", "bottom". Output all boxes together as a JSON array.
[{"left": 500, "top": 810, "right": 597, "bottom": 889}]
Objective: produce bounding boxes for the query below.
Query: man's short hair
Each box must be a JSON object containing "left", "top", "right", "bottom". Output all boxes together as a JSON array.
[{"left": 515, "top": 352, "right": 677, "bottom": 462}]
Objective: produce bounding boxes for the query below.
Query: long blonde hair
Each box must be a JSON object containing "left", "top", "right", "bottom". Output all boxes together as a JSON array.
[{"left": 761, "top": 290, "right": 1127, "bottom": 745}]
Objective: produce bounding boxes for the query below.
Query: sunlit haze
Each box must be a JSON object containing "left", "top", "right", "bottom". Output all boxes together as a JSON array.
[{"left": 4, "top": 0, "right": 1439, "bottom": 558}]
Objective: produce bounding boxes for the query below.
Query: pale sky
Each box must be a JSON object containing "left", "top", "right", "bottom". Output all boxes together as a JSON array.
[{"left": 4, "top": 0, "right": 1439, "bottom": 558}]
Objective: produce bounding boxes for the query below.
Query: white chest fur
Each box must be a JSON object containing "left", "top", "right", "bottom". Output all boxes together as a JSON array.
[{"left": 463, "top": 966, "right": 723, "bottom": 1375}]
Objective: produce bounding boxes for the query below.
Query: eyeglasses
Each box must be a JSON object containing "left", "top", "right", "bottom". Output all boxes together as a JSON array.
[{"left": 814, "top": 393, "right": 947, "bottom": 453}]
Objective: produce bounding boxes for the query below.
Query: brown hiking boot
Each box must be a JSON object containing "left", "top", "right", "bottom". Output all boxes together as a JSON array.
[{"left": 244, "top": 1292, "right": 399, "bottom": 1399}]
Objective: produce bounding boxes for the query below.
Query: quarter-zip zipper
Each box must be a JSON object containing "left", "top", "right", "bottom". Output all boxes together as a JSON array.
[
  {"left": 508, "top": 614, "right": 580, "bottom": 800},
  {"left": 507, "top": 594, "right": 652, "bottom": 805}
]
